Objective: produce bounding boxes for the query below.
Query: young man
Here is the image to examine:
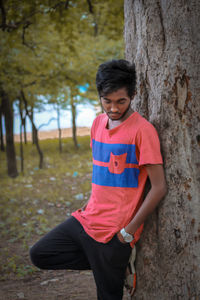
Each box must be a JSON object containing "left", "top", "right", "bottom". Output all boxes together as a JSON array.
[{"left": 30, "top": 59, "right": 167, "bottom": 300}]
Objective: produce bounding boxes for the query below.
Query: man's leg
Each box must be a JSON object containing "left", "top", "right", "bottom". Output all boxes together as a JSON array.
[
  {"left": 30, "top": 216, "right": 90, "bottom": 271},
  {"left": 79, "top": 228, "right": 132, "bottom": 300}
]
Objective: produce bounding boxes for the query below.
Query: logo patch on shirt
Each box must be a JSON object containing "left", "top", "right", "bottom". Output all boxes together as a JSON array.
[
  {"left": 92, "top": 140, "right": 139, "bottom": 188},
  {"left": 108, "top": 152, "right": 127, "bottom": 174}
]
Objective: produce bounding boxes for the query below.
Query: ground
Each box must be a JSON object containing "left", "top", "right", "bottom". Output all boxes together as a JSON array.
[
  {"left": 14, "top": 127, "right": 91, "bottom": 143},
  {"left": 0, "top": 130, "right": 131, "bottom": 300},
  {"left": 0, "top": 270, "right": 131, "bottom": 299}
]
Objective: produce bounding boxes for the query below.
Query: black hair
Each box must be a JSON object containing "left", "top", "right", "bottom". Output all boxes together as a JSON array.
[{"left": 96, "top": 59, "right": 136, "bottom": 98}]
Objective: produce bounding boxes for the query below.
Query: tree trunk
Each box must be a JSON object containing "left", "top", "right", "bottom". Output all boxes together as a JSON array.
[
  {"left": 0, "top": 105, "right": 5, "bottom": 151},
  {"left": 124, "top": 1, "right": 200, "bottom": 299},
  {"left": 1, "top": 90, "right": 18, "bottom": 177},
  {"left": 30, "top": 106, "right": 36, "bottom": 144},
  {"left": 23, "top": 113, "right": 27, "bottom": 144},
  {"left": 56, "top": 105, "right": 62, "bottom": 153},
  {"left": 70, "top": 96, "right": 78, "bottom": 149},
  {"left": 21, "top": 91, "right": 44, "bottom": 169},
  {"left": 19, "top": 99, "right": 24, "bottom": 173}
]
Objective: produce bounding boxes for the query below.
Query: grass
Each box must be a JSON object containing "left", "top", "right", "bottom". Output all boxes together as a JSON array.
[{"left": 0, "top": 136, "right": 92, "bottom": 279}]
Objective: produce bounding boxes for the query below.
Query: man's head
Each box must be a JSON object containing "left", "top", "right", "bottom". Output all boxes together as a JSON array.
[
  {"left": 96, "top": 59, "right": 136, "bottom": 120},
  {"left": 96, "top": 59, "right": 136, "bottom": 99}
]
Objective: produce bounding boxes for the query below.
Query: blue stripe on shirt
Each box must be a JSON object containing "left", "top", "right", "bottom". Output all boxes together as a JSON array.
[
  {"left": 92, "top": 165, "right": 139, "bottom": 188},
  {"left": 92, "top": 140, "right": 138, "bottom": 164}
]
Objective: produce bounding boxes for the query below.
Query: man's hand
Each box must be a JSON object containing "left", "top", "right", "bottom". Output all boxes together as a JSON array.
[{"left": 116, "top": 231, "right": 127, "bottom": 243}]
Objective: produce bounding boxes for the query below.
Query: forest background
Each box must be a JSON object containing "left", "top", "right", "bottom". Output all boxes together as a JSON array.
[{"left": 0, "top": 1, "right": 128, "bottom": 299}]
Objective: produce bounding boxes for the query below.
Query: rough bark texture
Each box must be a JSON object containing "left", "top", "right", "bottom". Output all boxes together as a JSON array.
[{"left": 124, "top": 1, "right": 200, "bottom": 299}]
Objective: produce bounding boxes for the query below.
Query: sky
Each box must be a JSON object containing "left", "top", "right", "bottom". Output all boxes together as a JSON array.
[{"left": 12, "top": 104, "right": 97, "bottom": 135}]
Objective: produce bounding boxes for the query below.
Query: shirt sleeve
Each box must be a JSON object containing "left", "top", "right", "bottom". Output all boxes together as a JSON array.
[{"left": 136, "top": 123, "right": 163, "bottom": 166}]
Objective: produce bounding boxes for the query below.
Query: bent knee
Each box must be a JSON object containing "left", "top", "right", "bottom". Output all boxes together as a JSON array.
[{"left": 29, "top": 243, "right": 46, "bottom": 269}]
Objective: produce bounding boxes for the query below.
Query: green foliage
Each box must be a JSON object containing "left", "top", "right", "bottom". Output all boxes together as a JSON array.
[
  {"left": 0, "top": 0, "right": 124, "bottom": 109},
  {"left": 0, "top": 135, "right": 92, "bottom": 279}
]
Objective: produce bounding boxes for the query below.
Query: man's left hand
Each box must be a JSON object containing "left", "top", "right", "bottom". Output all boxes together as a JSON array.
[{"left": 117, "top": 231, "right": 127, "bottom": 243}]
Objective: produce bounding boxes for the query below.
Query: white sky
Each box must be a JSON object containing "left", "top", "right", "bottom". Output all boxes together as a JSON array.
[{"left": 11, "top": 104, "right": 96, "bottom": 134}]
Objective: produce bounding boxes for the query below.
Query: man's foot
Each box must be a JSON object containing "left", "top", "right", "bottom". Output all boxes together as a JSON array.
[{"left": 125, "top": 246, "right": 136, "bottom": 296}]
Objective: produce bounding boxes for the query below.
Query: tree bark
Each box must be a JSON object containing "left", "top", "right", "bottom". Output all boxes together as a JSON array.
[
  {"left": 0, "top": 105, "right": 5, "bottom": 151},
  {"left": 124, "top": 0, "right": 200, "bottom": 299},
  {"left": 1, "top": 90, "right": 18, "bottom": 177}
]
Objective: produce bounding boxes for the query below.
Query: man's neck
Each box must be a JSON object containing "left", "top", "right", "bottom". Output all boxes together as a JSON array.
[{"left": 107, "top": 109, "right": 134, "bottom": 130}]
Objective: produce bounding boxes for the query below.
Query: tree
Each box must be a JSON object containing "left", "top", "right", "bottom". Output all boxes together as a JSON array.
[
  {"left": 0, "top": 0, "right": 124, "bottom": 176},
  {"left": 21, "top": 90, "right": 44, "bottom": 169},
  {"left": 0, "top": 103, "right": 5, "bottom": 151},
  {"left": 0, "top": 89, "right": 18, "bottom": 177},
  {"left": 124, "top": 0, "right": 200, "bottom": 299}
]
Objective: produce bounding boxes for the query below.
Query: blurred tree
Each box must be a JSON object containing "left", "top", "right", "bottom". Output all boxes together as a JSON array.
[
  {"left": 0, "top": 88, "right": 18, "bottom": 177},
  {"left": 0, "top": 104, "right": 5, "bottom": 151},
  {"left": 0, "top": 0, "right": 124, "bottom": 176},
  {"left": 18, "top": 98, "right": 24, "bottom": 173}
]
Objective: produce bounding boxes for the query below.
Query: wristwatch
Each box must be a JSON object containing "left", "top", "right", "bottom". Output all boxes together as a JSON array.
[{"left": 120, "top": 228, "right": 134, "bottom": 243}]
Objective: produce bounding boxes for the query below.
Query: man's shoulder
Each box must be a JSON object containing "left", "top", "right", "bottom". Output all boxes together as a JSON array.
[
  {"left": 92, "top": 113, "right": 107, "bottom": 125},
  {"left": 133, "top": 112, "right": 154, "bottom": 129}
]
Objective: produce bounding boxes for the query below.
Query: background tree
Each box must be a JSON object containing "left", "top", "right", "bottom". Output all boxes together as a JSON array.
[
  {"left": 0, "top": 0, "right": 124, "bottom": 176},
  {"left": 0, "top": 103, "right": 5, "bottom": 151},
  {"left": 124, "top": 0, "right": 200, "bottom": 299},
  {"left": 0, "top": 88, "right": 18, "bottom": 177}
]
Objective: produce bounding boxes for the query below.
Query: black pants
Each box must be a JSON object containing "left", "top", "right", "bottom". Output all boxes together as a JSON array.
[{"left": 30, "top": 216, "right": 132, "bottom": 300}]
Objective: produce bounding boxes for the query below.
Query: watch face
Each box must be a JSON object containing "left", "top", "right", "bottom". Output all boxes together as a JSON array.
[
  {"left": 125, "top": 235, "right": 133, "bottom": 243},
  {"left": 120, "top": 228, "right": 134, "bottom": 242}
]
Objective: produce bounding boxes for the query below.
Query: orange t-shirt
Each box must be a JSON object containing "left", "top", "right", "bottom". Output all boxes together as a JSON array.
[{"left": 72, "top": 112, "right": 163, "bottom": 245}]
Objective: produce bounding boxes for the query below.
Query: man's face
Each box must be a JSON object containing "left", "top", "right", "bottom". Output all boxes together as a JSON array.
[{"left": 100, "top": 88, "right": 132, "bottom": 121}]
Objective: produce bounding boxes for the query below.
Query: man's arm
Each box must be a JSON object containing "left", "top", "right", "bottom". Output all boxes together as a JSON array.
[{"left": 118, "top": 164, "right": 167, "bottom": 242}]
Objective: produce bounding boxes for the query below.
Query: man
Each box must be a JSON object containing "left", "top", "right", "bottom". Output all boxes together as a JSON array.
[{"left": 30, "top": 59, "right": 167, "bottom": 300}]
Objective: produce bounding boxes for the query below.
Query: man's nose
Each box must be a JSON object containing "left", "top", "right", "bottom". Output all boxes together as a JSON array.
[{"left": 110, "top": 103, "right": 118, "bottom": 112}]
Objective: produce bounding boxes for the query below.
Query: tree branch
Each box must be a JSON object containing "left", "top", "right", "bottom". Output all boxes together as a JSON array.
[
  {"left": 38, "top": 117, "right": 57, "bottom": 130},
  {"left": 22, "top": 80, "right": 37, "bottom": 88},
  {"left": 21, "top": 20, "right": 37, "bottom": 53},
  {"left": 86, "top": 0, "right": 98, "bottom": 35},
  {"left": 0, "top": 0, "right": 6, "bottom": 31},
  {"left": 86, "top": 0, "right": 93, "bottom": 14},
  {"left": 52, "top": 1, "right": 69, "bottom": 10}
]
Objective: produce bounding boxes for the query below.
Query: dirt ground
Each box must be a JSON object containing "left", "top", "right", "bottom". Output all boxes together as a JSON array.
[
  {"left": 14, "top": 127, "right": 91, "bottom": 142},
  {"left": 0, "top": 269, "right": 131, "bottom": 300}
]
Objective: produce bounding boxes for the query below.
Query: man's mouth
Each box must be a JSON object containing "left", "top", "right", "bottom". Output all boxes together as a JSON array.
[
  {"left": 108, "top": 113, "right": 122, "bottom": 120},
  {"left": 108, "top": 112, "right": 121, "bottom": 117}
]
